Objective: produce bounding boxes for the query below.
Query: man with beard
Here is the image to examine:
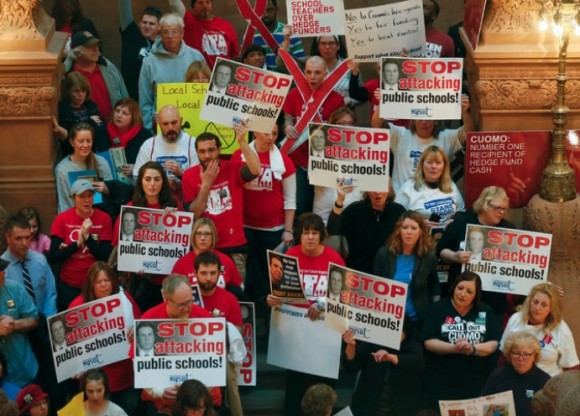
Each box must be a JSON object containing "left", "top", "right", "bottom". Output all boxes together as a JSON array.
[
  {"left": 195, "top": 251, "right": 243, "bottom": 416},
  {"left": 133, "top": 105, "right": 199, "bottom": 196},
  {"left": 252, "top": 0, "right": 305, "bottom": 72},
  {"left": 182, "top": 122, "right": 260, "bottom": 279}
]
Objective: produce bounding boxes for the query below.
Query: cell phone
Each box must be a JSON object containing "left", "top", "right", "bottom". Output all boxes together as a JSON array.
[{"left": 429, "top": 213, "right": 441, "bottom": 222}]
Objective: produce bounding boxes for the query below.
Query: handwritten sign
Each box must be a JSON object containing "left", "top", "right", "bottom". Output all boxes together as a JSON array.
[
  {"left": 286, "top": 0, "right": 345, "bottom": 37},
  {"left": 157, "top": 83, "right": 241, "bottom": 155},
  {"left": 343, "top": 0, "right": 425, "bottom": 61}
]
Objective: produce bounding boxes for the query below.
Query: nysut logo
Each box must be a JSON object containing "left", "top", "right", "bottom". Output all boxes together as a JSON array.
[
  {"left": 410, "top": 107, "right": 433, "bottom": 117},
  {"left": 143, "top": 260, "right": 162, "bottom": 272}
]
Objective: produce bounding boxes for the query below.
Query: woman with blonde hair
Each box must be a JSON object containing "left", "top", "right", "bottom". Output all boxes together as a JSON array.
[
  {"left": 184, "top": 61, "right": 211, "bottom": 83},
  {"left": 395, "top": 145, "right": 464, "bottom": 228},
  {"left": 436, "top": 186, "right": 515, "bottom": 316},
  {"left": 374, "top": 210, "right": 440, "bottom": 326},
  {"left": 482, "top": 331, "right": 550, "bottom": 416},
  {"left": 500, "top": 283, "right": 579, "bottom": 377}
]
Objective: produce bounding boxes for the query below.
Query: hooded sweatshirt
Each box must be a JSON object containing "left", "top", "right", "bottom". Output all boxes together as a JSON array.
[{"left": 139, "top": 37, "right": 206, "bottom": 129}]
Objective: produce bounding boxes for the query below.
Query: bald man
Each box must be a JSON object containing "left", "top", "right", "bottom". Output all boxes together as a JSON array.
[{"left": 133, "top": 104, "right": 199, "bottom": 182}]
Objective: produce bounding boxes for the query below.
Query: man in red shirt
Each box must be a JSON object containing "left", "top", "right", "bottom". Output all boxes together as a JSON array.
[
  {"left": 283, "top": 56, "right": 345, "bottom": 216},
  {"left": 139, "top": 274, "right": 219, "bottom": 409},
  {"left": 182, "top": 123, "right": 261, "bottom": 279},
  {"left": 168, "top": 0, "right": 240, "bottom": 67},
  {"left": 423, "top": 0, "right": 455, "bottom": 58},
  {"left": 195, "top": 252, "right": 243, "bottom": 416},
  {"left": 64, "top": 31, "right": 128, "bottom": 119}
]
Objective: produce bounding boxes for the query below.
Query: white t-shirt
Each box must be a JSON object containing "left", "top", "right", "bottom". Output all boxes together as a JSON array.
[
  {"left": 133, "top": 133, "right": 199, "bottom": 179},
  {"left": 395, "top": 180, "right": 465, "bottom": 223},
  {"left": 500, "top": 311, "right": 580, "bottom": 377},
  {"left": 389, "top": 123, "right": 464, "bottom": 193}
]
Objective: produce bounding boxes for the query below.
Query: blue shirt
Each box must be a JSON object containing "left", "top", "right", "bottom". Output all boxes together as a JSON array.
[
  {"left": 2, "top": 249, "right": 57, "bottom": 317},
  {"left": 394, "top": 254, "right": 416, "bottom": 319},
  {"left": 0, "top": 279, "right": 39, "bottom": 387}
]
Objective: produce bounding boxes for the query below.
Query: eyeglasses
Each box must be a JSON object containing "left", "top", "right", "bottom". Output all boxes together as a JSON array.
[
  {"left": 161, "top": 29, "right": 182, "bottom": 37},
  {"left": 195, "top": 231, "right": 212, "bottom": 238},
  {"left": 167, "top": 297, "right": 193, "bottom": 309},
  {"left": 488, "top": 203, "right": 508, "bottom": 212},
  {"left": 511, "top": 352, "right": 534, "bottom": 359}
]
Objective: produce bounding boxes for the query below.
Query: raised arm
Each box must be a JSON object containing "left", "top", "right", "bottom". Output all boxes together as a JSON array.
[{"left": 118, "top": 0, "right": 133, "bottom": 31}]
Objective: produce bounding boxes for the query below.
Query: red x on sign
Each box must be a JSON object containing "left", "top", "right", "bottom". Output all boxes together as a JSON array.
[{"left": 237, "top": 0, "right": 279, "bottom": 54}]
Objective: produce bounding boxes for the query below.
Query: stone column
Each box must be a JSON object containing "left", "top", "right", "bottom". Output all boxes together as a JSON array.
[
  {"left": 462, "top": 0, "right": 580, "bottom": 351},
  {"left": 0, "top": 0, "right": 67, "bottom": 227}
]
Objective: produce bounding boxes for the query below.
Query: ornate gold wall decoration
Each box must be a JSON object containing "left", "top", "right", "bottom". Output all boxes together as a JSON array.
[{"left": 0, "top": 86, "right": 56, "bottom": 116}]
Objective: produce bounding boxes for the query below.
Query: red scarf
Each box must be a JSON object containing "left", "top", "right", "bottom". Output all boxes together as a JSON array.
[{"left": 107, "top": 123, "right": 142, "bottom": 148}]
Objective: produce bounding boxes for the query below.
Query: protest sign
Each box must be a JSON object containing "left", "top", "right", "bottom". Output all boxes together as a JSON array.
[
  {"left": 343, "top": 0, "right": 425, "bottom": 61},
  {"left": 466, "top": 131, "right": 550, "bottom": 208},
  {"left": 117, "top": 206, "right": 193, "bottom": 275},
  {"left": 134, "top": 318, "right": 227, "bottom": 389},
  {"left": 463, "top": 0, "right": 489, "bottom": 51},
  {"left": 439, "top": 390, "right": 515, "bottom": 416},
  {"left": 237, "top": 302, "right": 256, "bottom": 386},
  {"left": 267, "top": 303, "right": 341, "bottom": 378},
  {"left": 48, "top": 294, "right": 130, "bottom": 382},
  {"left": 307, "top": 123, "right": 390, "bottom": 192},
  {"left": 286, "top": 0, "right": 345, "bottom": 37},
  {"left": 98, "top": 148, "right": 132, "bottom": 185},
  {"left": 268, "top": 250, "right": 308, "bottom": 303},
  {"left": 462, "top": 225, "right": 552, "bottom": 295},
  {"left": 324, "top": 263, "right": 407, "bottom": 349},
  {"left": 379, "top": 57, "right": 463, "bottom": 120},
  {"left": 200, "top": 58, "right": 292, "bottom": 134},
  {"left": 157, "top": 82, "right": 242, "bottom": 155}
]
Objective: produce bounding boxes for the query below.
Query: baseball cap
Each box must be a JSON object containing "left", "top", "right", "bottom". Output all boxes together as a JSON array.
[
  {"left": 16, "top": 385, "right": 48, "bottom": 414},
  {"left": 71, "top": 30, "right": 101, "bottom": 49},
  {"left": 70, "top": 179, "right": 95, "bottom": 196}
]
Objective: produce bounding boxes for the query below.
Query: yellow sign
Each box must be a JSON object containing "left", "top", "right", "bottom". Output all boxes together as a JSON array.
[{"left": 156, "top": 83, "right": 241, "bottom": 155}]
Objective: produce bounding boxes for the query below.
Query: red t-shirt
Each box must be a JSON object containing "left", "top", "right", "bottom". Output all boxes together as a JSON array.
[
  {"left": 424, "top": 28, "right": 455, "bottom": 58},
  {"left": 171, "top": 250, "right": 243, "bottom": 289},
  {"left": 283, "top": 88, "right": 345, "bottom": 168},
  {"left": 201, "top": 287, "right": 242, "bottom": 327},
  {"left": 230, "top": 149, "right": 296, "bottom": 228},
  {"left": 182, "top": 11, "right": 240, "bottom": 68},
  {"left": 285, "top": 245, "right": 345, "bottom": 307},
  {"left": 182, "top": 160, "right": 247, "bottom": 249},
  {"left": 73, "top": 64, "right": 112, "bottom": 119},
  {"left": 50, "top": 208, "right": 113, "bottom": 287},
  {"left": 141, "top": 302, "right": 212, "bottom": 319},
  {"left": 68, "top": 292, "right": 142, "bottom": 392}
]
